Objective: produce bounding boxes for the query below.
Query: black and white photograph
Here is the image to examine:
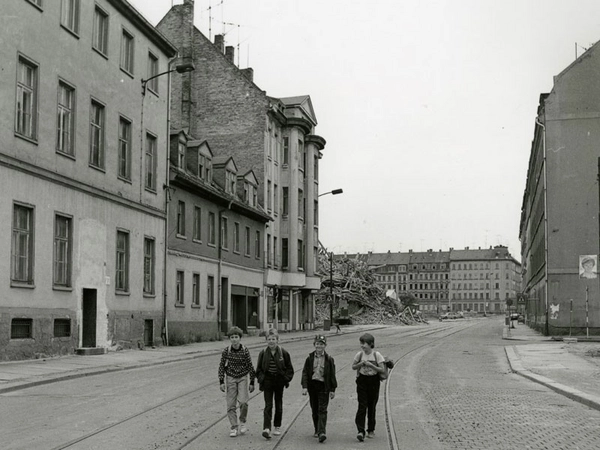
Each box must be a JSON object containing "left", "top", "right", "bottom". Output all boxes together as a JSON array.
[{"left": 2, "top": 1, "right": 600, "bottom": 449}]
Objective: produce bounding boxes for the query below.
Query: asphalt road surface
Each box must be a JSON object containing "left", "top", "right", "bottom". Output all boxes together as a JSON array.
[{"left": 3, "top": 318, "right": 600, "bottom": 449}]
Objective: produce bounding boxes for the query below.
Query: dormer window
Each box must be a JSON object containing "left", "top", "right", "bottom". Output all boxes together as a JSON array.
[
  {"left": 198, "top": 154, "right": 212, "bottom": 181},
  {"left": 178, "top": 142, "right": 185, "bottom": 169},
  {"left": 244, "top": 182, "right": 256, "bottom": 207},
  {"left": 225, "top": 170, "right": 236, "bottom": 194}
]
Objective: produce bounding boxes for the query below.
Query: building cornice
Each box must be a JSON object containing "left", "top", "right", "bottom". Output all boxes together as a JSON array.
[
  {"left": 286, "top": 117, "right": 313, "bottom": 135},
  {"left": 305, "top": 134, "right": 326, "bottom": 150},
  {"left": 0, "top": 152, "right": 166, "bottom": 218},
  {"left": 170, "top": 168, "right": 271, "bottom": 222}
]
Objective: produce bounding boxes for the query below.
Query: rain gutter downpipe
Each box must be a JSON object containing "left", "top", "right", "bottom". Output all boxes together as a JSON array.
[{"left": 535, "top": 115, "right": 549, "bottom": 336}]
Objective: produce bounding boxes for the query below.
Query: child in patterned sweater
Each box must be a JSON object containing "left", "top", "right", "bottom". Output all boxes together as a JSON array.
[{"left": 218, "top": 326, "right": 256, "bottom": 437}]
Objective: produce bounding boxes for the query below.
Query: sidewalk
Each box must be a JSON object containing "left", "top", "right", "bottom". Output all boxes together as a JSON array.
[
  {"left": 0, "top": 324, "right": 383, "bottom": 394},
  {"left": 503, "top": 321, "right": 600, "bottom": 412}
]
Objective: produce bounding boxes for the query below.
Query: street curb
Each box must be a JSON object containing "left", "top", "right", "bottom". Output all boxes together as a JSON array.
[
  {"left": 0, "top": 325, "right": 387, "bottom": 394},
  {"left": 504, "top": 346, "right": 600, "bottom": 412}
]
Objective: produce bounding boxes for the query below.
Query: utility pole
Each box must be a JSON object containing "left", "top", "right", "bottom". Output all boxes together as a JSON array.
[{"left": 329, "top": 252, "right": 334, "bottom": 326}]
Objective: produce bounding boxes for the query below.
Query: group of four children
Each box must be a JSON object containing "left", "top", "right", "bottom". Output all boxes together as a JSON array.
[{"left": 217, "top": 326, "right": 386, "bottom": 443}]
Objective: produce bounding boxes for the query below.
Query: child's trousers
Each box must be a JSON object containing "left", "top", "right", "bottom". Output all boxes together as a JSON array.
[{"left": 226, "top": 374, "right": 249, "bottom": 428}]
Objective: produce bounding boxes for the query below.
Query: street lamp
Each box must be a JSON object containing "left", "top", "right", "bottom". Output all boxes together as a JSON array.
[
  {"left": 141, "top": 61, "right": 195, "bottom": 96},
  {"left": 319, "top": 188, "right": 343, "bottom": 197},
  {"left": 319, "top": 188, "right": 343, "bottom": 328},
  {"left": 147, "top": 58, "right": 195, "bottom": 346}
]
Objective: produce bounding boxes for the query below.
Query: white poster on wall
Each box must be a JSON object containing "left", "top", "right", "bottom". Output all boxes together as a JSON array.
[{"left": 579, "top": 255, "right": 598, "bottom": 279}]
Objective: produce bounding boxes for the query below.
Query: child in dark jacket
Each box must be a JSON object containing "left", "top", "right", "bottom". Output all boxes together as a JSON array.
[
  {"left": 256, "top": 328, "right": 294, "bottom": 439},
  {"left": 301, "top": 335, "right": 337, "bottom": 443}
]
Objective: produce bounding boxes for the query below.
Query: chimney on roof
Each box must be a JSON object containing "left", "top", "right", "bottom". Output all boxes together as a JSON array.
[
  {"left": 180, "top": 0, "right": 195, "bottom": 135},
  {"left": 225, "top": 46, "right": 234, "bottom": 63},
  {"left": 214, "top": 34, "right": 225, "bottom": 53},
  {"left": 409, "top": 249, "right": 413, "bottom": 253},
  {"left": 465, "top": 246, "right": 469, "bottom": 250},
  {"left": 240, "top": 68, "right": 254, "bottom": 82}
]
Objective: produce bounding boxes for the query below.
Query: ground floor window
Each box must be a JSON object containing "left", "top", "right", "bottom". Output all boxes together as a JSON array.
[
  {"left": 267, "top": 287, "right": 290, "bottom": 324},
  {"left": 11, "top": 318, "right": 32, "bottom": 339},
  {"left": 54, "top": 318, "right": 71, "bottom": 337}
]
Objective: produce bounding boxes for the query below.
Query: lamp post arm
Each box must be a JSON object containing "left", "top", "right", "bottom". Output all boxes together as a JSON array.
[{"left": 142, "top": 69, "right": 176, "bottom": 95}]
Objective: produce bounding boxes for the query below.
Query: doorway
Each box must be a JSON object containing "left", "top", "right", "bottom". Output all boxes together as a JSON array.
[
  {"left": 144, "top": 320, "right": 153, "bottom": 347},
  {"left": 82, "top": 288, "right": 97, "bottom": 348}
]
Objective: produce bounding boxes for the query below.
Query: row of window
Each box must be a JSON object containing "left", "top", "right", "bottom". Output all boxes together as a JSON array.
[
  {"left": 174, "top": 201, "right": 309, "bottom": 271},
  {"left": 452, "top": 292, "right": 503, "bottom": 300},
  {"left": 174, "top": 271, "right": 214, "bottom": 308},
  {"left": 380, "top": 261, "right": 516, "bottom": 272},
  {"left": 16, "top": 54, "right": 159, "bottom": 190},
  {"left": 26, "top": 0, "right": 159, "bottom": 88},
  {"left": 10, "top": 318, "right": 70, "bottom": 339},
  {"left": 11, "top": 202, "right": 156, "bottom": 295},
  {"left": 175, "top": 202, "right": 262, "bottom": 259}
]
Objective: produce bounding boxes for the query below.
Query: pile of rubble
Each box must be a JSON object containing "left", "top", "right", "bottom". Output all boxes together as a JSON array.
[{"left": 315, "top": 252, "right": 428, "bottom": 326}]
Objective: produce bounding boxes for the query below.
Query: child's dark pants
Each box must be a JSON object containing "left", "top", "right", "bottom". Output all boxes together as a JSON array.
[
  {"left": 355, "top": 374, "right": 380, "bottom": 433},
  {"left": 262, "top": 373, "right": 285, "bottom": 430},
  {"left": 308, "top": 379, "right": 330, "bottom": 435}
]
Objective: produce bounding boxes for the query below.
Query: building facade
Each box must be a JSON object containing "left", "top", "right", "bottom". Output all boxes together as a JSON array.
[
  {"left": 0, "top": 0, "right": 176, "bottom": 359},
  {"left": 520, "top": 42, "right": 600, "bottom": 335},
  {"left": 158, "top": 1, "right": 325, "bottom": 333},
  {"left": 165, "top": 131, "right": 270, "bottom": 342},
  {"left": 363, "top": 246, "right": 521, "bottom": 315}
]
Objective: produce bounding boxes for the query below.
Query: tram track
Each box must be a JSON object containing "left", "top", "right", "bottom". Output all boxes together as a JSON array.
[{"left": 48, "top": 322, "right": 473, "bottom": 450}]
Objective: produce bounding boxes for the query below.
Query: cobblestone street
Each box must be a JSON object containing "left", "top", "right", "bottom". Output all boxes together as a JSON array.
[{"left": 416, "top": 322, "right": 600, "bottom": 449}]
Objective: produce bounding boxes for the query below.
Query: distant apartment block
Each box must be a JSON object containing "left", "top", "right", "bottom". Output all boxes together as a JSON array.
[{"left": 351, "top": 246, "right": 521, "bottom": 315}]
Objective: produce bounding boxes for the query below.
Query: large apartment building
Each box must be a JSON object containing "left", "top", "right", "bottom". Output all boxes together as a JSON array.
[
  {"left": 0, "top": 0, "right": 176, "bottom": 359},
  {"left": 361, "top": 246, "right": 521, "bottom": 315},
  {"left": 157, "top": 1, "right": 326, "bottom": 333},
  {"left": 520, "top": 40, "right": 600, "bottom": 335}
]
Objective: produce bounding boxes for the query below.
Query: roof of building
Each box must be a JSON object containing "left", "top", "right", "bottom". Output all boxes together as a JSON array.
[{"left": 110, "top": 0, "right": 177, "bottom": 57}]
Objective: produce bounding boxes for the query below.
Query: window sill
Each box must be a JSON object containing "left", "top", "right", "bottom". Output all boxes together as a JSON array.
[
  {"left": 53, "top": 285, "right": 73, "bottom": 292},
  {"left": 147, "top": 87, "right": 159, "bottom": 97},
  {"left": 25, "top": 0, "right": 43, "bottom": 12},
  {"left": 56, "top": 150, "right": 76, "bottom": 161},
  {"left": 176, "top": 234, "right": 187, "bottom": 240},
  {"left": 191, "top": 304, "right": 201, "bottom": 309},
  {"left": 11, "top": 281, "right": 35, "bottom": 289},
  {"left": 117, "top": 176, "right": 132, "bottom": 185},
  {"left": 92, "top": 47, "right": 109, "bottom": 60},
  {"left": 206, "top": 305, "right": 215, "bottom": 309},
  {"left": 115, "top": 290, "right": 130, "bottom": 296},
  {"left": 175, "top": 303, "right": 185, "bottom": 308},
  {"left": 144, "top": 187, "right": 157, "bottom": 195},
  {"left": 15, "top": 132, "right": 38, "bottom": 145},
  {"left": 120, "top": 67, "right": 134, "bottom": 79},
  {"left": 143, "top": 293, "right": 156, "bottom": 298},
  {"left": 192, "top": 238, "right": 202, "bottom": 244},
  {"left": 60, "top": 24, "right": 80, "bottom": 39},
  {"left": 89, "top": 163, "right": 106, "bottom": 173},
  {"left": 208, "top": 243, "right": 217, "bottom": 248}
]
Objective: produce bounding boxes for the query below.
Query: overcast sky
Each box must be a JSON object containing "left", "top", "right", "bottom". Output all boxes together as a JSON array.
[{"left": 131, "top": 0, "right": 600, "bottom": 260}]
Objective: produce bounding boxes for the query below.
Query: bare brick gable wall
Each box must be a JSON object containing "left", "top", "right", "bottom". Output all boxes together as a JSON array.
[{"left": 158, "top": 6, "right": 271, "bottom": 205}]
